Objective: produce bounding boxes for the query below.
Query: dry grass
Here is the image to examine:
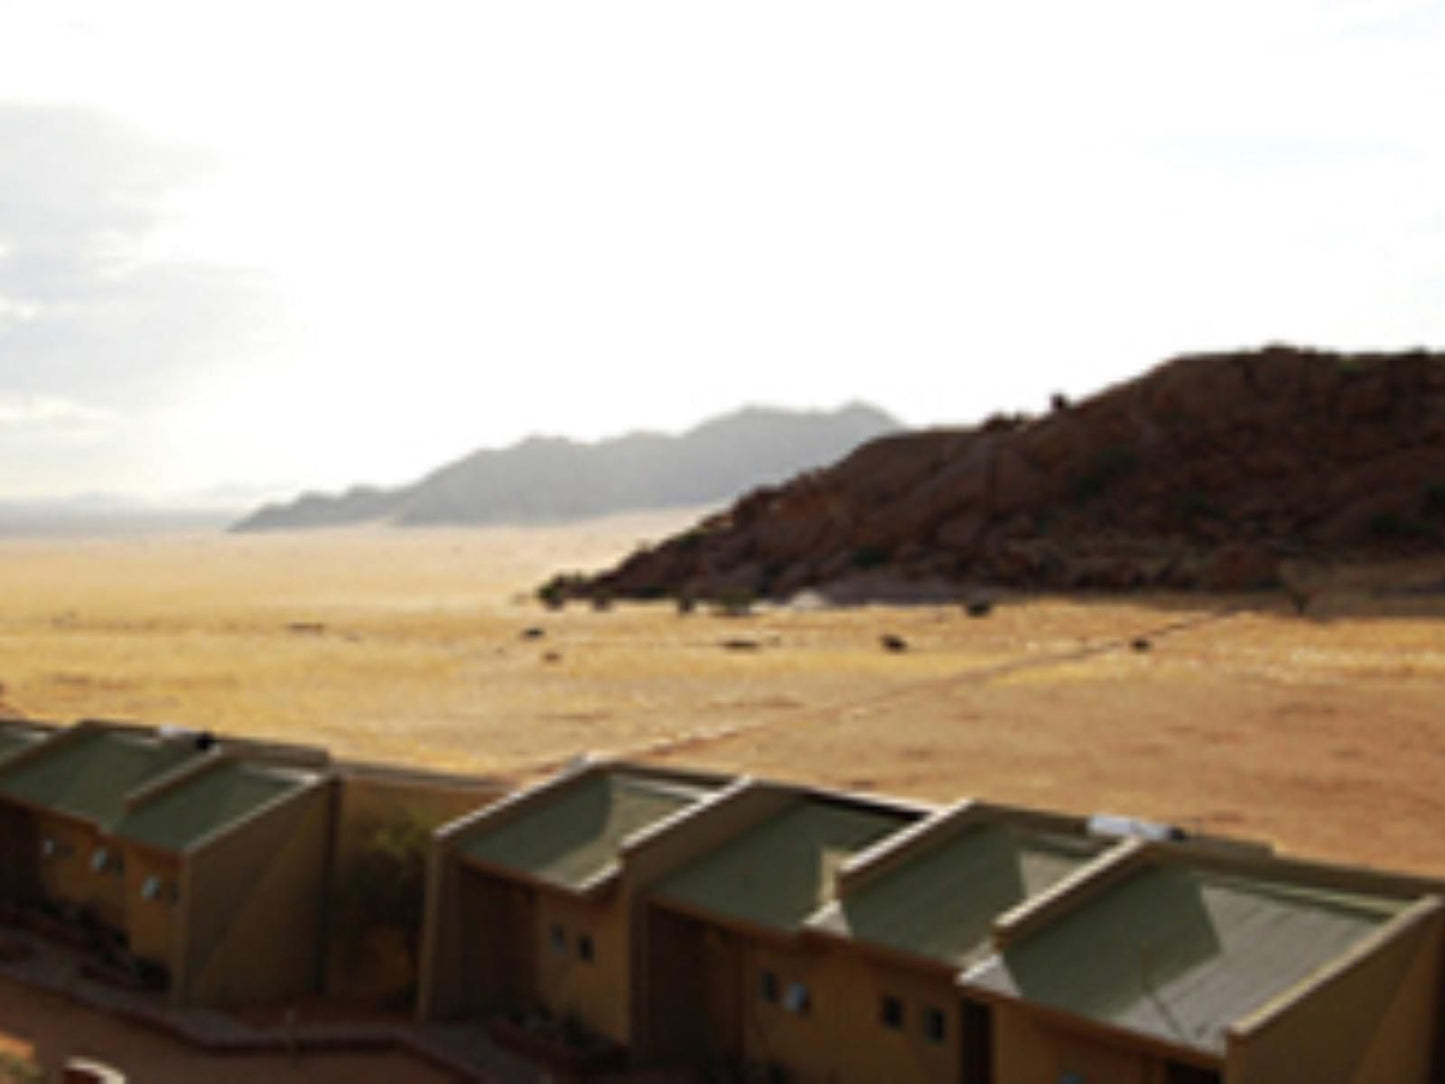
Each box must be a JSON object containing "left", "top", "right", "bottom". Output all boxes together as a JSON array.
[{"left": 3, "top": 516, "right": 1445, "bottom": 877}]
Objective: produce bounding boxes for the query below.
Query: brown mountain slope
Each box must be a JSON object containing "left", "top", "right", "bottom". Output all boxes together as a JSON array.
[{"left": 567, "top": 346, "right": 1445, "bottom": 602}]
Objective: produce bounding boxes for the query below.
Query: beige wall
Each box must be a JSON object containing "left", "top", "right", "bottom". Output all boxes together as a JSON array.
[
  {"left": 328, "top": 773, "right": 506, "bottom": 1002},
  {"left": 1227, "top": 906, "right": 1444, "bottom": 1084},
  {"left": 0, "top": 802, "right": 38, "bottom": 904},
  {"left": 989, "top": 1002, "right": 1189, "bottom": 1084},
  {"left": 33, "top": 814, "right": 126, "bottom": 928},
  {"left": 177, "top": 784, "right": 330, "bottom": 1007},
  {"left": 532, "top": 886, "right": 631, "bottom": 1045},
  {"left": 121, "top": 847, "right": 181, "bottom": 968},
  {"left": 718, "top": 938, "right": 960, "bottom": 1084}
]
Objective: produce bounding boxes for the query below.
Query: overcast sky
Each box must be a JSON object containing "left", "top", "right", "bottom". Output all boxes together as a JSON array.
[{"left": 1, "top": 1, "right": 1443, "bottom": 502}]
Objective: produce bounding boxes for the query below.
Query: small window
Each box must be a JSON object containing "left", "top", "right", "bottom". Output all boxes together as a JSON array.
[
  {"left": 879, "top": 994, "right": 904, "bottom": 1029},
  {"left": 141, "top": 874, "right": 176, "bottom": 903},
  {"left": 577, "top": 933, "right": 594, "bottom": 962},
  {"left": 1059, "top": 1073, "right": 1086, "bottom": 1084},
  {"left": 783, "top": 981, "right": 811, "bottom": 1016},
  {"left": 90, "top": 848, "right": 110, "bottom": 873},
  {"left": 550, "top": 923, "right": 567, "bottom": 954},
  {"left": 759, "top": 969, "right": 779, "bottom": 1003},
  {"left": 923, "top": 1006, "right": 947, "bottom": 1043}
]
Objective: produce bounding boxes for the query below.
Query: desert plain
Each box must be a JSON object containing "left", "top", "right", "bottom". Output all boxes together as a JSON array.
[{"left": 2, "top": 509, "right": 1445, "bottom": 879}]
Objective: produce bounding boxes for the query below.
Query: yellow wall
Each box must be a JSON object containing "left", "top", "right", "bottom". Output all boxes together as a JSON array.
[
  {"left": 178, "top": 785, "right": 330, "bottom": 1007},
  {"left": 328, "top": 773, "right": 505, "bottom": 1001},
  {"left": 0, "top": 803, "right": 38, "bottom": 903},
  {"left": 34, "top": 814, "right": 126, "bottom": 928},
  {"left": 121, "top": 848, "right": 181, "bottom": 967},
  {"left": 722, "top": 938, "right": 960, "bottom": 1084},
  {"left": 1227, "top": 907, "right": 1444, "bottom": 1084},
  {"left": 532, "top": 887, "right": 631, "bottom": 1045},
  {"left": 992, "top": 1002, "right": 1163, "bottom": 1084}
]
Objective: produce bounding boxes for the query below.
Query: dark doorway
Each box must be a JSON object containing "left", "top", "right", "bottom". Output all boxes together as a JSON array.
[
  {"left": 960, "top": 997, "right": 993, "bottom": 1083},
  {"left": 1165, "top": 1062, "right": 1222, "bottom": 1084}
]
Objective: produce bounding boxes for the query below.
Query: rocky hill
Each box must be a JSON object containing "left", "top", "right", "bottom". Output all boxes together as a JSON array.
[
  {"left": 232, "top": 403, "right": 899, "bottom": 532},
  {"left": 567, "top": 347, "right": 1445, "bottom": 602}
]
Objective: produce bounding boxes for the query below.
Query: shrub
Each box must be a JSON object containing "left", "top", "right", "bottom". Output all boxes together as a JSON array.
[
  {"left": 332, "top": 814, "right": 430, "bottom": 985},
  {"left": 1369, "top": 511, "right": 1432, "bottom": 541},
  {"left": 537, "top": 572, "right": 586, "bottom": 610},
  {"left": 1072, "top": 444, "right": 1138, "bottom": 503},
  {"left": 851, "top": 545, "right": 891, "bottom": 570},
  {"left": 0, "top": 1052, "right": 42, "bottom": 1084},
  {"left": 714, "top": 588, "right": 755, "bottom": 617}
]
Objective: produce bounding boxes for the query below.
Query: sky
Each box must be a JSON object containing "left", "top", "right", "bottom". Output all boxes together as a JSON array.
[{"left": 1, "top": 1, "right": 1443, "bottom": 503}]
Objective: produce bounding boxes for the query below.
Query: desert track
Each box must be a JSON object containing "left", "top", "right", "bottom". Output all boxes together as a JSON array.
[{"left": 2, "top": 519, "right": 1444, "bottom": 877}]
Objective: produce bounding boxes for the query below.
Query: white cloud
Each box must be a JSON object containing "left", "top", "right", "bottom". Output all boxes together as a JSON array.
[
  {"left": 0, "top": 295, "right": 40, "bottom": 325},
  {"left": 0, "top": 392, "right": 116, "bottom": 428},
  {"left": 1, "top": 2, "right": 1444, "bottom": 499}
]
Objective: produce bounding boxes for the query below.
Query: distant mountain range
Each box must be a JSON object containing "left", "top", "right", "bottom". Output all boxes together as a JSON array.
[{"left": 230, "top": 404, "right": 901, "bottom": 532}]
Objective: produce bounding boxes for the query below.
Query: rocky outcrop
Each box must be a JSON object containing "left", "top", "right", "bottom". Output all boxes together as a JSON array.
[{"left": 565, "top": 347, "right": 1445, "bottom": 601}]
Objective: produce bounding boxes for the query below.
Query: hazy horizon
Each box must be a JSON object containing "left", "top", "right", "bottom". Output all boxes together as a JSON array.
[{"left": 4, "top": 1, "right": 1444, "bottom": 502}]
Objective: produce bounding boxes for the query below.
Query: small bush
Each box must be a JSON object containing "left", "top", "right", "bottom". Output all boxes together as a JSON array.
[
  {"left": 1369, "top": 511, "right": 1433, "bottom": 541},
  {"left": 1072, "top": 445, "right": 1138, "bottom": 503},
  {"left": 851, "top": 545, "right": 891, "bottom": 570},
  {"left": 1178, "top": 490, "right": 1221, "bottom": 521},
  {"left": 537, "top": 572, "right": 586, "bottom": 610},
  {"left": 714, "top": 588, "right": 755, "bottom": 617},
  {"left": 0, "top": 1052, "right": 43, "bottom": 1084}
]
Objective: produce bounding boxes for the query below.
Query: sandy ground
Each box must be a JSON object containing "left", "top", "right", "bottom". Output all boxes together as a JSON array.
[
  {"left": 0, "top": 975, "right": 449, "bottom": 1082},
  {"left": 1, "top": 512, "right": 1444, "bottom": 884}
]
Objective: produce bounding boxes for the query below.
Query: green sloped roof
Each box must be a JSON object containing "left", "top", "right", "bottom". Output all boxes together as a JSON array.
[
  {"left": 967, "top": 861, "right": 1413, "bottom": 1054},
  {"left": 111, "top": 760, "right": 315, "bottom": 853},
  {"left": 0, "top": 723, "right": 46, "bottom": 762},
  {"left": 459, "top": 770, "right": 720, "bottom": 889},
  {"left": 655, "top": 797, "right": 917, "bottom": 932},
  {"left": 0, "top": 729, "right": 203, "bottom": 826},
  {"left": 811, "top": 824, "right": 1106, "bottom": 968}
]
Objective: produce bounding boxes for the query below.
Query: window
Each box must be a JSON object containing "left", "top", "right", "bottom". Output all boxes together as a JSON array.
[
  {"left": 759, "top": 969, "right": 779, "bottom": 1003},
  {"left": 577, "top": 933, "right": 594, "bottom": 962},
  {"left": 1058, "top": 1073, "right": 1086, "bottom": 1084},
  {"left": 783, "top": 981, "right": 811, "bottom": 1016},
  {"left": 923, "top": 1006, "right": 947, "bottom": 1044},
  {"left": 879, "top": 994, "right": 904, "bottom": 1029},
  {"left": 89, "top": 848, "right": 122, "bottom": 875},
  {"left": 141, "top": 875, "right": 177, "bottom": 904},
  {"left": 550, "top": 923, "right": 567, "bottom": 954}
]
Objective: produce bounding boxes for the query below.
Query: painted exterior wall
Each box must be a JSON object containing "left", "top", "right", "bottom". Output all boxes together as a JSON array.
[
  {"left": 819, "top": 952, "right": 961, "bottom": 1084},
  {"left": 454, "top": 867, "right": 537, "bottom": 1019},
  {"left": 0, "top": 802, "right": 38, "bottom": 904},
  {"left": 987, "top": 1001, "right": 1212, "bottom": 1084},
  {"left": 532, "top": 886, "right": 631, "bottom": 1045},
  {"left": 718, "top": 937, "right": 958, "bottom": 1083},
  {"left": 33, "top": 813, "right": 125, "bottom": 928},
  {"left": 645, "top": 913, "right": 962, "bottom": 1084},
  {"left": 1227, "top": 906, "right": 1444, "bottom": 1084},
  {"left": 328, "top": 772, "right": 507, "bottom": 1002},
  {"left": 121, "top": 847, "right": 181, "bottom": 969},
  {"left": 176, "top": 784, "right": 330, "bottom": 1007}
]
